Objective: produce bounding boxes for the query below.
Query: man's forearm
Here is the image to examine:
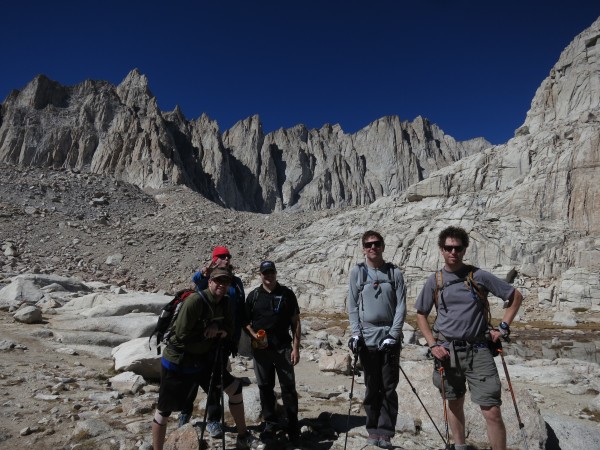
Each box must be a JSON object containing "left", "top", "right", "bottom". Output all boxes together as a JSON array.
[
  {"left": 416, "top": 312, "right": 435, "bottom": 346},
  {"left": 502, "top": 290, "right": 523, "bottom": 325},
  {"left": 292, "top": 315, "right": 301, "bottom": 349}
]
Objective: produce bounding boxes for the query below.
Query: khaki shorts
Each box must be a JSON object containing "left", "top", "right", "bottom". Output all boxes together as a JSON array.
[{"left": 432, "top": 345, "right": 502, "bottom": 406}]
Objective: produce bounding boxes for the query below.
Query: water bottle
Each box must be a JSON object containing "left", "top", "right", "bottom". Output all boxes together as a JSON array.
[{"left": 252, "top": 329, "right": 268, "bottom": 349}]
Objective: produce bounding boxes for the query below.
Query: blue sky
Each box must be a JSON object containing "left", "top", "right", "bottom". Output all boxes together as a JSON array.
[{"left": 2, "top": 1, "right": 599, "bottom": 145}]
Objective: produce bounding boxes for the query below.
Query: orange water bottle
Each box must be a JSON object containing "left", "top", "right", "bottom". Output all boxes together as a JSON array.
[{"left": 254, "top": 329, "right": 268, "bottom": 349}]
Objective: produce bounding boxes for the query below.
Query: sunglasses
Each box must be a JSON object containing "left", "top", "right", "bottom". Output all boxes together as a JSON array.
[
  {"left": 211, "top": 277, "right": 231, "bottom": 286},
  {"left": 442, "top": 245, "right": 465, "bottom": 253},
  {"left": 363, "top": 241, "right": 383, "bottom": 249},
  {"left": 217, "top": 254, "right": 231, "bottom": 260}
]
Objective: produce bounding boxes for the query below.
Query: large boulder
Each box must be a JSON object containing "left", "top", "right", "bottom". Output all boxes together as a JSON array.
[
  {"left": 13, "top": 305, "right": 42, "bottom": 324},
  {"left": 0, "top": 274, "right": 92, "bottom": 311},
  {"left": 112, "top": 337, "right": 161, "bottom": 380},
  {"left": 58, "top": 291, "right": 169, "bottom": 317},
  {"left": 0, "top": 278, "right": 44, "bottom": 311},
  {"left": 52, "top": 312, "right": 157, "bottom": 339},
  {"left": 544, "top": 412, "right": 600, "bottom": 450},
  {"left": 396, "top": 359, "right": 547, "bottom": 449}
]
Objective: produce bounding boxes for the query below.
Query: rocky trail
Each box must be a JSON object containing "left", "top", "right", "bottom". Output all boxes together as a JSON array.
[
  {"left": 2, "top": 295, "right": 600, "bottom": 450},
  {"left": 1, "top": 162, "right": 600, "bottom": 449}
]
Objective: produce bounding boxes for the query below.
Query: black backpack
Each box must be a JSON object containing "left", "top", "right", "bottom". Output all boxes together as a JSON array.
[{"left": 149, "top": 289, "right": 196, "bottom": 355}]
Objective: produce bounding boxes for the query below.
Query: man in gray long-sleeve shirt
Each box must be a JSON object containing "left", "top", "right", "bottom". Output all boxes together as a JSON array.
[{"left": 347, "top": 230, "right": 406, "bottom": 450}]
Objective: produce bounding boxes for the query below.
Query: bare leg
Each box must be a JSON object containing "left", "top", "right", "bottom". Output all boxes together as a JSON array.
[
  {"left": 447, "top": 396, "right": 466, "bottom": 445},
  {"left": 225, "top": 379, "right": 248, "bottom": 435},
  {"left": 481, "top": 405, "right": 506, "bottom": 450},
  {"left": 229, "top": 401, "right": 248, "bottom": 435},
  {"left": 152, "top": 416, "right": 167, "bottom": 450}
]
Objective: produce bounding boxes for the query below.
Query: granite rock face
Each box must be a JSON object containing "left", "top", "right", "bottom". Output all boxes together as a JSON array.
[
  {"left": 262, "top": 17, "right": 600, "bottom": 314},
  {"left": 0, "top": 71, "right": 489, "bottom": 213}
]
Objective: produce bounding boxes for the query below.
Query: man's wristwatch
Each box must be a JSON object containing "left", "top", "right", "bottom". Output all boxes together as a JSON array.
[{"left": 498, "top": 321, "right": 510, "bottom": 336}]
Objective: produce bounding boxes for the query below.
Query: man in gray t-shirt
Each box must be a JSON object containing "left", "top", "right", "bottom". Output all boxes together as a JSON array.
[{"left": 415, "top": 226, "right": 523, "bottom": 450}]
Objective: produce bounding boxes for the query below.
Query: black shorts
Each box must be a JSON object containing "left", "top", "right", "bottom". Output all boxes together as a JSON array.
[{"left": 157, "top": 357, "right": 236, "bottom": 413}]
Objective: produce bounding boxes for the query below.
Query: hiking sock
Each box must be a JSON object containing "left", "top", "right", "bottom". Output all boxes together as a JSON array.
[{"left": 453, "top": 444, "right": 468, "bottom": 450}]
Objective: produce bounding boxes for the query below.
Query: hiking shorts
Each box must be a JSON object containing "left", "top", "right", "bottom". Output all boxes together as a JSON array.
[
  {"left": 432, "top": 345, "right": 502, "bottom": 407},
  {"left": 157, "top": 357, "right": 236, "bottom": 413}
]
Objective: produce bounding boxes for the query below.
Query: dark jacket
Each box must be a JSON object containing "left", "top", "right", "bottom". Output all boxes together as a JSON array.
[
  {"left": 244, "top": 283, "right": 299, "bottom": 349},
  {"left": 162, "top": 289, "right": 233, "bottom": 365}
]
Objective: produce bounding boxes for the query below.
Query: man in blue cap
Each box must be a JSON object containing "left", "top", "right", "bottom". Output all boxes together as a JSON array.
[{"left": 244, "top": 261, "right": 302, "bottom": 443}]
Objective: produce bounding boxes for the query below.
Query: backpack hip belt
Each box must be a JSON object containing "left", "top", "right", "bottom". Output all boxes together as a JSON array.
[
  {"left": 361, "top": 320, "right": 393, "bottom": 328},
  {"left": 435, "top": 331, "right": 489, "bottom": 368}
]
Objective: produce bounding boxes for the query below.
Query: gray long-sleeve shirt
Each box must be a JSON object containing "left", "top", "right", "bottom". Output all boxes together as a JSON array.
[{"left": 347, "top": 262, "right": 406, "bottom": 348}]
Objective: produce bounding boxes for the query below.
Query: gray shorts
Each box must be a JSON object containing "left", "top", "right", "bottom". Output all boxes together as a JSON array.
[{"left": 432, "top": 345, "right": 502, "bottom": 406}]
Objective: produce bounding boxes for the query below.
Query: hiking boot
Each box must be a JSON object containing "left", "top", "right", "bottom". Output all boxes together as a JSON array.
[
  {"left": 177, "top": 413, "right": 190, "bottom": 428},
  {"left": 377, "top": 435, "right": 393, "bottom": 449},
  {"left": 206, "top": 421, "right": 223, "bottom": 438},
  {"left": 367, "top": 434, "right": 380, "bottom": 446},
  {"left": 260, "top": 422, "right": 278, "bottom": 441},
  {"left": 236, "top": 432, "right": 262, "bottom": 449}
]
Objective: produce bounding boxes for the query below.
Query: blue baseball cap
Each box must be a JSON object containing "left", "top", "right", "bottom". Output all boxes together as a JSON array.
[{"left": 259, "top": 261, "right": 277, "bottom": 273}]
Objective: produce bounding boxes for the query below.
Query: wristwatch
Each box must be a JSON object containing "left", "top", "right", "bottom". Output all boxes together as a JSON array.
[{"left": 498, "top": 321, "right": 510, "bottom": 336}]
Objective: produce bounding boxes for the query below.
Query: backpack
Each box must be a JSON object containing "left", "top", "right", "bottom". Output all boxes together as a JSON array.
[
  {"left": 432, "top": 265, "right": 508, "bottom": 356},
  {"left": 354, "top": 262, "right": 399, "bottom": 344},
  {"left": 148, "top": 289, "right": 196, "bottom": 355},
  {"left": 357, "top": 261, "right": 397, "bottom": 304},
  {"left": 432, "top": 265, "right": 491, "bottom": 330}
]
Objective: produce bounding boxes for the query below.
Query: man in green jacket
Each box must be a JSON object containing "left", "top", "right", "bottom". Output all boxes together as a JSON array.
[{"left": 151, "top": 268, "right": 260, "bottom": 450}]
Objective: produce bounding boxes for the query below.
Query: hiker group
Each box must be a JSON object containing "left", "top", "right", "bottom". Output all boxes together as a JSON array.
[{"left": 151, "top": 226, "right": 523, "bottom": 450}]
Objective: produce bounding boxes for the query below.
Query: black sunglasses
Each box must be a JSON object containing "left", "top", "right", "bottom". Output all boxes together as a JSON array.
[
  {"left": 363, "top": 241, "right": 383, "bottom": 249},
  {"left": 217, "top": 254, "right": 231, "bottom": 259},
  {"left": 442, "top": 245, "right": 465, "bottom": 253}
]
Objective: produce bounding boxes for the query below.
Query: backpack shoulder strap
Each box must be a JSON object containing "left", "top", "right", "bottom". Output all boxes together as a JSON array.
[
  {"left": 385, "top": 262, "right": 398, "bottom": 308},
  {"left": 464, "top": 265, "right": 486, "bottom": 299},
  {"left": 463, "top": 265, "right": 491, "bottom": 325},
  {"left": 195, "top": 290, "right": 214, "bottom": 318},
  {"left": 357, "top": 262, "right": 369, "bottom": 293},
  {"left": 433, "top": 269, "right": 443, "bottom": 309},
  {"left": 248, "top": 288, "right": 260, "bottom": 315},
  {"left": 386, "top": 262, "right": 396, "bottom": 290}
]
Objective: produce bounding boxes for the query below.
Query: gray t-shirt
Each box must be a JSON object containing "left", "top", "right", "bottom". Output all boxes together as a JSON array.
[
  {"left": 415, "top": 265, "right": 515, "bottom": 340},
  {"left": 347, "top": 262, "right": 406, "bottom": 348}
]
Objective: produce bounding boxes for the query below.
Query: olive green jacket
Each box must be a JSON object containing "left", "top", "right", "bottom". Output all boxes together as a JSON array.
[{"left": 162, "top": 289, "right": 232, "bottom": 365}]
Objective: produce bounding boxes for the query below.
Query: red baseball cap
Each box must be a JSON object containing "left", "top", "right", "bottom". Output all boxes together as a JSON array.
[{"left": 212, "top": 246, "right": 231, "bottom": 263}]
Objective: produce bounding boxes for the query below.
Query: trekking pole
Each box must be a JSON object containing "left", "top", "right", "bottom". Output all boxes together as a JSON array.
[
  {"left": 220, "top": 339, "right": 226, "bottom": 450},
  {"left": 498, "top": 345, "right": 530, "bottom": 450},
  {"left": 199, "top": 337, "right": 223, "bottom": 446},
  {"left": 437, "top": 365, "right": 450, "bottom": 447},
  {"left": 343, "top": 352, "right": 359, "bottom": 450},
  {"left": 398, "top": 363, "right": 449, "bottom": 448}
]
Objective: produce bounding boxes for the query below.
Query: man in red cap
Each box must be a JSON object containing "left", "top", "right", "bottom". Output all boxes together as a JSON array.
[
  {"left": 212, "top": 246, "right": 231, "bottom": 265},
  {"left": 178, "top": 246, "right": 245, "bottom": 439}
]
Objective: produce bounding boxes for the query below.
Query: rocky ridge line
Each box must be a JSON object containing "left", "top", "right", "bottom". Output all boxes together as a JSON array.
[{"left": 0, "top": 69, "right": 490, "bottom": 213}]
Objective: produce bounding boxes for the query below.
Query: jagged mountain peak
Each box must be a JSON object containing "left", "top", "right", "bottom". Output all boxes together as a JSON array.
[
  {"left": 523, "top": 16, "right": 600, "bottom": 136},
  {"left": 257, "top": 16, "right": 600, "bottom": 321},
  {"left": 116, "top": 68, "right": 154, "bottom": 111},
  {"left": 12, "top": 74, "right": 68, "bottom": 110},
  {"left": 0, "top": 67, "right": 490, "bottom": 212}
]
